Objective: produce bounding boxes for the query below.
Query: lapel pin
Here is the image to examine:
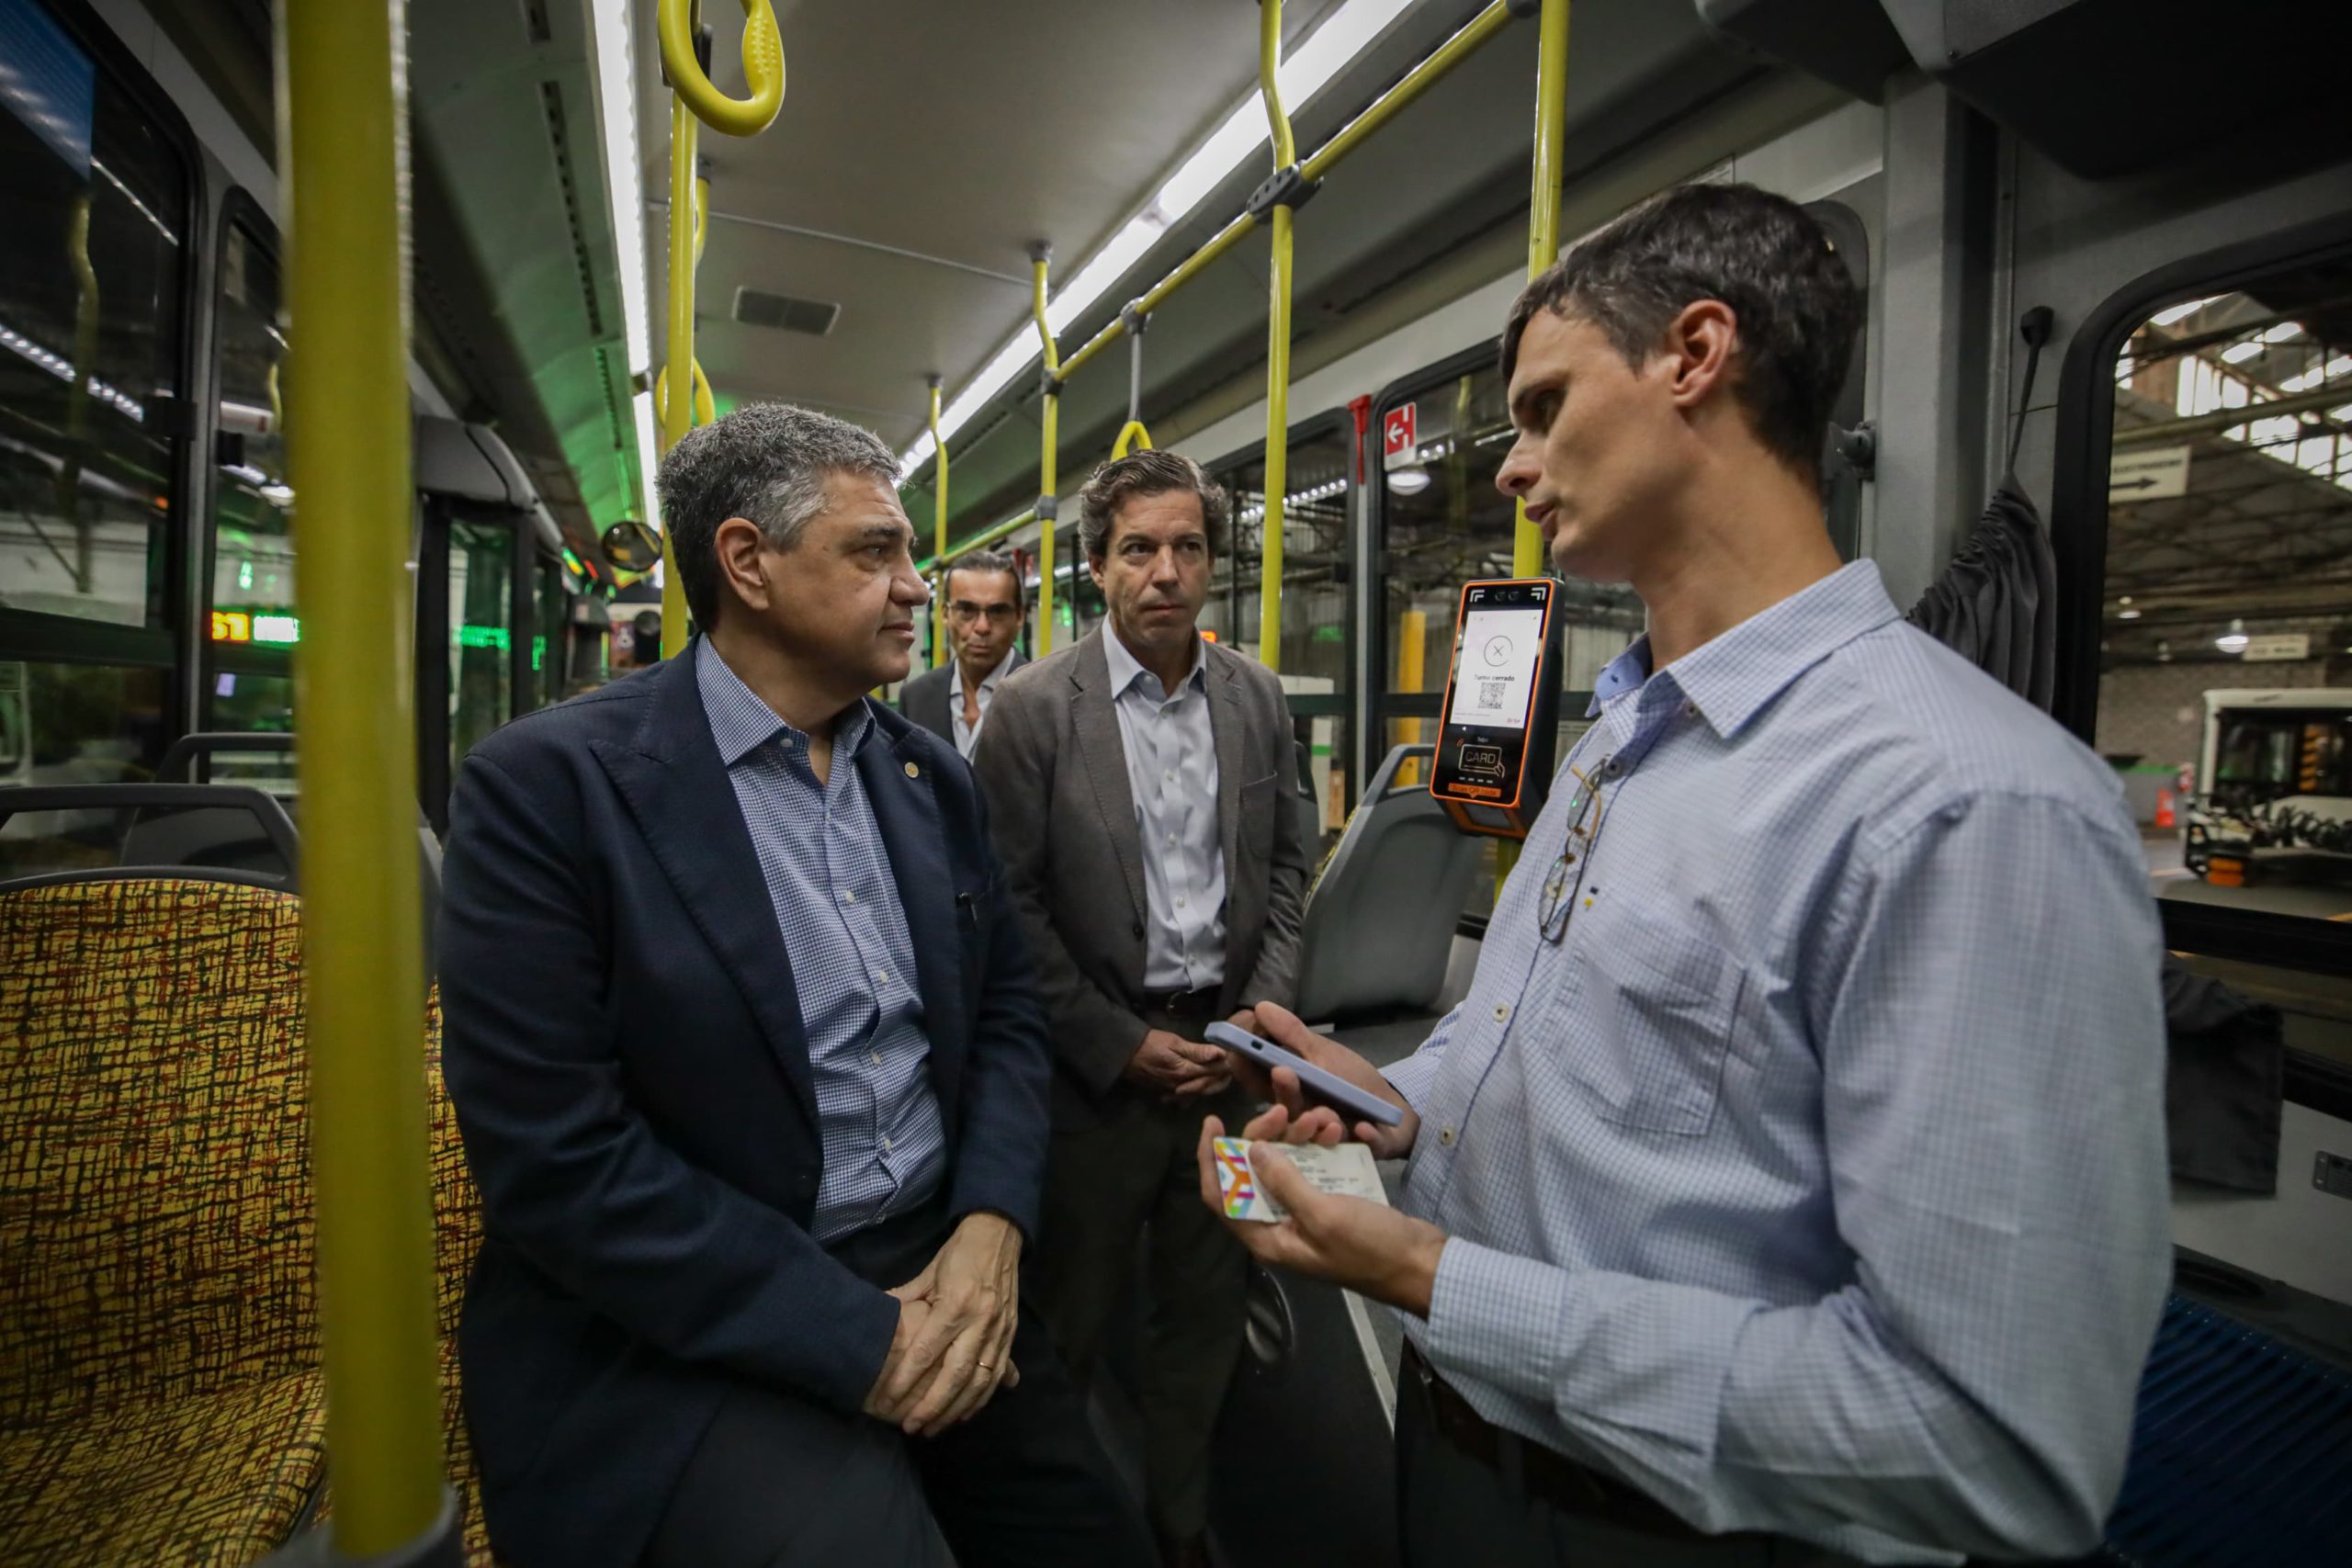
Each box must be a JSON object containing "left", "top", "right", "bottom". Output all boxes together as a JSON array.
[{"left": 903, "top": 761, "right": 920, "bottom": 778}]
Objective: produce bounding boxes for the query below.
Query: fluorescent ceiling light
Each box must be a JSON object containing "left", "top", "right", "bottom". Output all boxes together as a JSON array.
[
  {"left": 899, "top": 0, "right": 1425, "bottom": 476},
  {"left": 588, "top": 0, "right": 657, "bottom": 525},
  {"left": 2150, "top": 296, "right": 2221, "bottom": 327},
  {"left": 2222, "top": 340, "right": 2266, "bottom": 365}
]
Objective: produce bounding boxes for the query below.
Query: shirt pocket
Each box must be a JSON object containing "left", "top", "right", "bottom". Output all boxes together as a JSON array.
[{"left": 1555, "top": 908, "right": 1745, "bottom": 1136}]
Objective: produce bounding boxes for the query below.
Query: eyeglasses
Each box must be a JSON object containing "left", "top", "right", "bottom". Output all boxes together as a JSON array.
[
  {"left": 947, "top": 602, "right": 1020, "bottom": 624},
  {"left": 1535, "top": 750, "right": 1611, "bottom": 944}
]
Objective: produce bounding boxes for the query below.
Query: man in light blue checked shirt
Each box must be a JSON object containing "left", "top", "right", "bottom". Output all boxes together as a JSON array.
[{"left": 1197, "top": 184, "right": 2169, "bottom": 1566}]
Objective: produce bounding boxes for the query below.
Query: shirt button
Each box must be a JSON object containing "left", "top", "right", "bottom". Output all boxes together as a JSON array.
[
  {"left": 882, "top": 1136, "right": 894, "bottom": 1152},
  {"left": 1492, "top": 1003, "right": 1510, "bottom": 1024},
  {"left": 1439, "top": 1126, "right": 1456, "bottom": 1146},
  {"left": 1164, "top": 771, "right": 1174, "bottom": 783},
  {"left": 874, "top": 971, "right": 889, "bottom": 985},
  {"left": 839, "top": 888, "right": 855, "bottom": 903},
  {"left": 1166, "top": 832, "right": 1177, "bottom": 846},
  {"left": 1681, "top": 701, "right": 1697, "bottom": 718},
  {"left": 869, "top": 1051, "right": 882, "bottom": 1066},
  {"left": 1176, "top": 896, "right": 1186, "bottom": 908}
]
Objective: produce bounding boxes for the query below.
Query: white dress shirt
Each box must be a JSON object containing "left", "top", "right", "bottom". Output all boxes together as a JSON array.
[
  {"left": 947, "top": 647, "right": 1023, "bottom": 759},
  {"left": 1102, "top": 629, "right": 1225, "bottom": 991}
]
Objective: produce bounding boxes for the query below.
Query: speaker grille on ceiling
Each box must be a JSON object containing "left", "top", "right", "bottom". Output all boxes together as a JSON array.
[{"left": 733, "top": 288, "right": 841, "bottom": 336}]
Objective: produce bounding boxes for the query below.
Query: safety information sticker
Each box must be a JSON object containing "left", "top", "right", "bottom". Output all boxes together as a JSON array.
[{"left": 1213, "top": 1138, "right": 1389, "bottom": 1223}]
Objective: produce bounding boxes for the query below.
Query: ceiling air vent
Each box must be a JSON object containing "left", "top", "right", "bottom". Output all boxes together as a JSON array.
[{"left": 733, "top": 288, "right": 841, "bottom": 337}]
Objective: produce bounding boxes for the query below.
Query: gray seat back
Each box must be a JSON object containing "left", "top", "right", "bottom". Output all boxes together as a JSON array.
[{"left": 1292, "top": 745, "right": 1477, "bottom": 1024}]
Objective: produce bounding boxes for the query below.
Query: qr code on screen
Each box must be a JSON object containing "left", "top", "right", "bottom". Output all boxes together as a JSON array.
[{"left": 1477, "top": 680, "right": 1507, "bottom": 708}]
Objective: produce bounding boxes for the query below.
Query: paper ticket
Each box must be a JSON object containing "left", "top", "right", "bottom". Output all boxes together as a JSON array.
[{"left": 1212, "top": 1137, "right": 1389, "bottom": 1223}]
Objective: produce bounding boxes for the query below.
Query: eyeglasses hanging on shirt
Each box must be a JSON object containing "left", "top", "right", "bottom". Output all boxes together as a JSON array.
[{"left": 1536, "top": 740, "right": 1614, "bottom": 946}]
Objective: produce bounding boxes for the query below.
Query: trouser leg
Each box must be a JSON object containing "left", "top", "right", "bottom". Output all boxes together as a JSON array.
[{"left": 1136, "top": 1098, "right": 1249, "bottom": 1538}]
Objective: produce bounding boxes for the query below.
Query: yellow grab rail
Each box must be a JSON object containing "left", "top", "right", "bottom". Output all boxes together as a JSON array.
[
  {"left": 283, "top": 0, "right": 447, "bottom": 1556},
  {"left": 1303, "top": 2, "right": 1514, "bottom": 182},
  {"left": 1256, "top": 0, "right": 1297, "bottom": 672},
  {"left": 1515, "top": 0, "right": 1570, "bottom": 578},
  {"left": 659, "top": 93, "right": 698, "bottom": 658},
  {"left": 1030, "top": 245, "right": 1060, "bottom": 657},
  {"left": 922, "top": 507, "right": 1034, "bottom": 575},
  {"left": 658, "top": 0, "right": 786, "bottom": 138},
  {"left": 1111, "top": 420, "right": 1154, "bottom": 458},
  {"left": 929, "top": 374, "right": 948, "bottom": 667}
]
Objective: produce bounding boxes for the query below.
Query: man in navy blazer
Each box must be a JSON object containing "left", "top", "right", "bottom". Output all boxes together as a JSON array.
[{"left": 438, "top": 403, "right": 1148, "bottom": 1568}]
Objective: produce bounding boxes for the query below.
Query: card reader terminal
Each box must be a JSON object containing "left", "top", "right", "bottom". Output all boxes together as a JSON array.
[{"left": 1430, "top": 578, "right": 1565, "bottom": 840}]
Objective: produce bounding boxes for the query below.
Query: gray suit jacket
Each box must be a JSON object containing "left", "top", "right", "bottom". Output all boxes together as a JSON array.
[
  {"left": 898, "top": 663, "right": 956, "bottom": 748},
  {"left": 971, "top": 627, "right": 1308, "bottom": 1126}
]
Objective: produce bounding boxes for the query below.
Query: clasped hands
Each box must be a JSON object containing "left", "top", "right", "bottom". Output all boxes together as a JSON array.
[
  {"left": 1191, "top": 1001, "right": 1449, "bottom": 1317},
  {"left": 861, "top": 1211, "right": 1022, "bottom": 1437},
  {"left": 1122, "top": 1008, "right": 1262, "bottom": 1104}
]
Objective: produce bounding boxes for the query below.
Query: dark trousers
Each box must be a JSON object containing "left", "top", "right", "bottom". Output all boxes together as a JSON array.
[
  {"left": 1396, "top": 1362, "right": 1862, "bottom": 1568},
  {"left": 642, "top": 1202, "right": 1149, "bottom": 1568},
  {"left": 1032, "top": 1083, "right": 1250, "bottom": 1538}
]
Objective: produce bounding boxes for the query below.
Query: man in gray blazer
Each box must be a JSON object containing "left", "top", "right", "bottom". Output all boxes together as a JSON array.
[
  {"left": 970, "top": 450, "right": 1307, "bottom": 1568},
  {"left": 899, "top": 549, "right": 1024, "bottom": 758}
]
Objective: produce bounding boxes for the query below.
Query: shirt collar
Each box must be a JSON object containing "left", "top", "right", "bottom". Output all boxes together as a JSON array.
[
  {"left": 955, "top": 646, "right": 1023, "bottom": 694},
  {"left": 1586, "top": 560, "right": 1901, "bottom": 740},
  {"left": 695, "top": 637, "right": 872, "bottom": 767},
  {"left": 1103, "top": 626, "right": 1205, "bottom": 700}
]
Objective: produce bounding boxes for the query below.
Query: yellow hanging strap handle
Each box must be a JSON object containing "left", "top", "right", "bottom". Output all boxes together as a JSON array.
[
  {"left": 659, "top": 0, "right": 786, "bottom": 139},
  {"left": 653, "top": 360, "right": 717, "bottom": 432},
  {"left": 1112, "top": 304, "right": 1152, "bottom": 460}
]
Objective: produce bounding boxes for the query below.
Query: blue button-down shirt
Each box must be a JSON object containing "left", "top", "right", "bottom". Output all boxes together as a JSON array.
[
  {"left": 697, "top": 641, "right": 945, "bottom": 1242},
  {"left": 1386, "top": 563, "right": 2169, "bottom": 1563},
  {"left": 1103, "top": 629, "right": 1226, "bottom": 990}
]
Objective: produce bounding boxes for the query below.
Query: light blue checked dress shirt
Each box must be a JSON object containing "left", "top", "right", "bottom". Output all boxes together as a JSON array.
[
  {"left": 1385, "top": 562, "right": 2170, "bottom": 1563},
  {"left": 697, "top": 640, "right": 945, "bottom": 1243},
  {"left": 1103, "top": 629, "right": 1227, "bottom": 991}
]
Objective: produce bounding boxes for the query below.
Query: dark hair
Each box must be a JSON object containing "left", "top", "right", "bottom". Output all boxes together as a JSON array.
[
  {"left": 653, "top": 402, "right": 901, "bottom": 628},
  {"left": 943, "top": 548, "right": 1020, "bottom": 601},
  {"left": 1499, "top": 182, "right": 1860, "bottom": 479},
  {"left": 1077, "top": 449, "right": 1231, "bottom": 563}
]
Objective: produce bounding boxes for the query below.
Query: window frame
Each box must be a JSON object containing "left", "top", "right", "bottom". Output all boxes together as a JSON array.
[
  {"left": 2048, "top": 207, "right": 2352, "bottom": 1111},
  {"left": 0, "top": 0, "right": 204, "bottom": 680},
  {"left": 1200, "top": 405, "right": 1355, "bottom": 720}
]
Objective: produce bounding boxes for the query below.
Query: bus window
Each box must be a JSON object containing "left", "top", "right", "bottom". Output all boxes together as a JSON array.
[
  {"left": 0, "top": 0, "right": 189, "bottom": 635},
  {"left": 1371, "top": 355, "right": 1643, "bottom": 915},
  {"left": 205, "top": 211, "right": 294, "bottom": 728},
  {"left": 1209, "top": 416, "right": 1352, "bottom": 841},
  {"left": 2091, "top": 274, "right": 2352, "bottom": 1071}
]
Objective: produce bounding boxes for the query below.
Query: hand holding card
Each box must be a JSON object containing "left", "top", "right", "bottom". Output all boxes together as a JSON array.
[{"left": 1212, "top": 1137, "right": 1388, "bottom": 1223}]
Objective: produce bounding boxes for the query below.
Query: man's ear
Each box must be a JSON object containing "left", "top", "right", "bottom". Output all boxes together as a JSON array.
[
  {"left": 713, "top": 516, "right": 771, "bottom": 615},
  {"left": 1661, "top": 299, "right": 1738, "bottom": 413}
]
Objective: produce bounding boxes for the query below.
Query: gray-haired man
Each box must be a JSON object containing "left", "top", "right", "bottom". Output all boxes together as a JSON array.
[{"left": 439, "top": 403, "right": 1148, "bottom": 1568}]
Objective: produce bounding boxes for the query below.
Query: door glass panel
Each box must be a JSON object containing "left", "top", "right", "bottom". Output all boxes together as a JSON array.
[
  {"left": 209, "top": 218, "right": 292, "bottom": 637},
  {"left": 1209, "top": 425, "right": 1354, "bottom": 842},
  {"left": 449, "top": 520, "right": 512, "bottom": 771},
  {"left": 1374, "top": 366, "right": 1644, "bottom": 914},
  {"left": 0, "top": 1, "right": 188, "bottom": 628},
  {"left": 2097, "top": 280, "right": 2352, "bottom": 1076}
]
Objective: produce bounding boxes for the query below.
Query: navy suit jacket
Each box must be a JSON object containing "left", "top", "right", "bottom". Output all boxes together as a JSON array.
[{"left": 437, "top": 647, "right": 1050, "bottom": 1568}]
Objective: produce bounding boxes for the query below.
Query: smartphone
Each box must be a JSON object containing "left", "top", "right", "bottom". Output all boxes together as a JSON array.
[{"left": 1203, "top": 1021, "right": 1405, "bottom": 1129}]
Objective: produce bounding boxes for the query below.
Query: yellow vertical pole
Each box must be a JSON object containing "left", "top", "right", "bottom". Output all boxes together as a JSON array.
[
  {"left": 1030, "top": 245, "right": 1059, "bottom": 657},
  {"left": 928, "top": 374, "right": 948, "bottom": 670},
  {"left": 1257, "top": 0, "right": 1297, "bottom": 672},
  {"left": 1395, "top": 608, "right": 1426, "bottom": 787},
  {"left": 660, "top": 97, "right": 699, "bottom": 658},
  {"left": 1514, "top": 0, "right": 1570, "bottom": 578},
  {"left": 282, "top": 0, "right": 446, "bottom": 1555}
]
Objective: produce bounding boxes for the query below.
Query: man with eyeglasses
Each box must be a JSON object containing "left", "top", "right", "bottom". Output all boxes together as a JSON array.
[
  {"left": 899, "top": 549, "right": 1025, "bottom": 759},
  {"left": 1197, "top": 184, "right": 2167, "bottom": 1567}
]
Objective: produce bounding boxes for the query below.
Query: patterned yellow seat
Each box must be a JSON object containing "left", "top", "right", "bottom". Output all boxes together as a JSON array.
[
  {"left": 309, "top": 993, "right": 499, "bottom": 1566},
  {"left": 0, "top": 878, "right": 324, "bottom": 1566}
]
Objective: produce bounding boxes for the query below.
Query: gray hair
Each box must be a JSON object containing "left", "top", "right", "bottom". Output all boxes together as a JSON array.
[
  {"left": 654, "top": 401, "right": 902, "bottom": 628},
  {"left": 944, "top": 548, "right": 1020, "bottom": 599},
  {"left": 1077, "top": 449, "right": 1230, "bottom": 563}
]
